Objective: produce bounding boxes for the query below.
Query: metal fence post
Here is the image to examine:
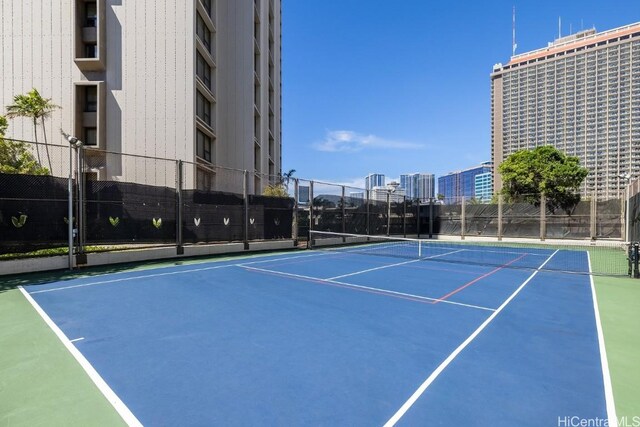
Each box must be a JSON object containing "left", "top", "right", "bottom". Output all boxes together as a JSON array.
[
  {"left": 590, "top": 194, "right": 597, "bottom": 240},
  {"left": 366, "top": 189, "right": 370, "bottom": 235},
  {"left": 625, "top": 184, "right": 631, "bottom": 242},
  {"left": 308, "top": 181, "right": 314, "bottom": 246},
  {"left": 498, "top": 194, "right": 503, "bottom": 241},
  {"left": 243, "top": 170, "right": 249, "bottom": 250},
  {"left": 461, "top": 197, "right": 466, "bottom": 240},
  {"left": 293, "top": 178, "right": 299, "bottom": 245},
  {"left": 428, "top": 198, "right": 433, "bottom": 239},
  {"left": 77, "top": 144, "right": 86, "bottom": 256},
  {"left": 540, "top": 193, "right": 546, "bottom": 241},
  {"left": 67, "top": 143, "right": 74, "bottom": 270},
  {"left": 176, "top": 160, "right": 184, "bottom": 254},
  {"left": 386, "top": 191, "right": 391, "bottom": 236},
  {"left": 403, "top": 196, "right": 407, "bottom": 237},
  {"left": 341, "top": 185, "right": 346, "bottom": 236}
]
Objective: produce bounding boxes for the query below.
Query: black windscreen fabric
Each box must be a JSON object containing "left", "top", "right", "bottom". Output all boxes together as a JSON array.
[
  {"left": 545, "top": 201, "right": 591, "bottom": 239},
  {"left": 596, "top": 199, "right": 623, "bottom": 239},
  {"left": 464, "top": 203, "right": 499, "bottom": 237},
  {"left": 85, "top": 180, "right": 176, "bottom": 244},
  {"left": 502, "top": 202, "right": 540, "bottom": 238},
  {"left": 183, "top": 190, "right": 244, "bottom": 243},
  {"left": 0, "top": 173, "right": 69, "bottom": 253},
  {"left": 630, "top": 193, "right": 640, "bottom": 242},
  {"left": 249, "top": 195, "right": 294, "bottom": 240}
]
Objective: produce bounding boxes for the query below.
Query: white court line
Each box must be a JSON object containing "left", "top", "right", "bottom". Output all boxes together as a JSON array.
[
  {"left": 29, "top": 252, "right": 333, "bottom": 295},
  {"left": 70, "top": 337, "right": 85, "bottom": 343},
  {"left": 587, "top": 252, "right": 617, "bottom": 427},
  {"left": 240, "top": 265, "right": 496, "bottom": 312},
  {"left": 19, "top": 286, "right": 142, "bottom": 427},
  {"left": 326, "top": 249, "right": 467, "bottom": 281},
  {"left": 382, "top": 249, "right": 559, "bottom": 427}
]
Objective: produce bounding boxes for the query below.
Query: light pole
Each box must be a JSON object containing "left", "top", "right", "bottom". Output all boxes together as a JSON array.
[{"left": 62, "top": 130, "right": 83, "bottom": 270}]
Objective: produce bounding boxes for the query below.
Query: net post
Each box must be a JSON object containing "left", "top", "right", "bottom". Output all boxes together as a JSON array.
[
  {"left": 540, "top": 193, "right": 546, "bottom": 241},
  {"left": 461, "top": 196, "right": 465, "bottom": 240},
  {"left": 243, "top": 170, "right": 249, "bottom": 250},
  {"left": 498, "top": 194, "right": 503, "bottom": 241},
  {"left": 590, "top": 193, "right": 597, "bottom": 240},
  {"left": 293, "top": 178, "right": 299, "bottom": 245},
  {"left": 176, "top": 160, "right": 184, "bottom": 255},
  {"left": 418, "top": 239, "right": 422, "bottom": 258}
]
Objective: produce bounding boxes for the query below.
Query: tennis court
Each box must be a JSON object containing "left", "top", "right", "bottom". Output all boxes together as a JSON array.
[{"left": 20, "top": 233, "right": 616, "bottom": 426}]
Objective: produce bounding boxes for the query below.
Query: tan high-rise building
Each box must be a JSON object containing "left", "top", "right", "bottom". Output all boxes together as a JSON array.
[
  {"left": 491, "top": 23, "right": 640, "bottom": 199},
  {"left": 0, "top": 0, "right": 281, "bottom": 194}
]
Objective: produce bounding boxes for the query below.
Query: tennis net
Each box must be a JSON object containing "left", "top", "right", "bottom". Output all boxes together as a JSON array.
[{"left": 308, "top": 231, "right": 630, "bottom": 276}]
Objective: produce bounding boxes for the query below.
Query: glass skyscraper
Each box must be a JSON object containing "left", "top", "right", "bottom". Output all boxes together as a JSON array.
[{"left": 438, "top": 162, "right": 492, "bottom": 203}]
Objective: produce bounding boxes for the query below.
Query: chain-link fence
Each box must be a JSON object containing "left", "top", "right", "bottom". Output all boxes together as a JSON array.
[
  {"left": 419, "top": 195, "right": 623, "bottom": 241},
  {"left": 0, "top": 139, "right": 631, "bottom": 259},
  {"left": 0, "top": 140, "right": 295, "bottom": 256}
]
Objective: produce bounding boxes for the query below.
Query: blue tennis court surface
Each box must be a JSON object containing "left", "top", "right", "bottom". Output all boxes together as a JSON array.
[{"left": 23, "top": 246, "right": 611, "bottom": 426}]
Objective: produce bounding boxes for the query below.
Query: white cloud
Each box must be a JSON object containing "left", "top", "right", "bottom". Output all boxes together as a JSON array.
[{"left": 314, "top": 130, "right": 425, "bottom": 152}]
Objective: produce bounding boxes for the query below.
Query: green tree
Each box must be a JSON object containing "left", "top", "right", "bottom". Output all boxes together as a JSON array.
[
  {"left": 436, "top": 193, "right": 445, "bottom": 201},
  {"left": 0, "top": 116, "right": 49, "bottom": 175},
  {"left": 263, "top": 184, "right": 289, "bottom": 197},
  {"left": 498, "top": 145, "right": 588, "bottom": 212},
  {"left": 6, "top": 88, "right": 60, "bottom": 173}
]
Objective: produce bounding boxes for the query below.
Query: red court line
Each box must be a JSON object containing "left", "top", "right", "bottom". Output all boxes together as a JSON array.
[
  {"left": 432, "top": 254, "right": 529, "bottom": 304},
  {"left": 240, "top": 266, "right": 436, "bottom": 305}
]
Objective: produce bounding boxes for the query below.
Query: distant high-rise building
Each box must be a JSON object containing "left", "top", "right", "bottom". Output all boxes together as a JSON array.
[
  {"left": 365, "top": 173, "right": 385, "bottom": 190},
  {"left": 438, "top": 162, "right": 492, "bottom": 203},
  {"left": 371, "top": 184, "right": 405, "bottom": 203},
  {"left": 491, "top": 23, "right": 640, "bottom": 199},
  {"left": 400, "top": 173, "right": 435, "bottom": 201},
  {"left": 474, "top": 172, "right": 493, "bottom": 202}
]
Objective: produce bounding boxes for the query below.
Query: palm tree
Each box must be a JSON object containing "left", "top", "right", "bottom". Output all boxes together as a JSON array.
[
  {"left": 6, "top": 88, "right": 60, "bottom": 173},
  {"left": 281, "top": 168, "right": 296, "bottom": 190}
]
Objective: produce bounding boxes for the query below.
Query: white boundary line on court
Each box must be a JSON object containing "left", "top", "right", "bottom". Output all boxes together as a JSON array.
[
  {"left": 586, "top": 252, "right": 618, "bottom": 427},
  {"left": 325, "top": 249, "right": 467, "bottom": 281},
  {"left": 382, "top": 249, "right": 559, "bottom": 427},
  {"left": 18, "top": 286, "right": 143, "bottom": 427},
  {"left": 29, "top": 252, "right": 333, "bottom": 295},
  {"left": 240, "top": 265, "right": 496, "bottom": 312}
]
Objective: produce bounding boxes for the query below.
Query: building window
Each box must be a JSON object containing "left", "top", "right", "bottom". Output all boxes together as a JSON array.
[
  {"left": 196, "top": 52, "right": 212, "bottom": 90},
  {"left": 84, "top": 127, "right": 97, "bottom": 146},
  {"left": 196, "top": 14, "right": 212, "bottom": 53},
  {"left": 197, "top": 168, "right": 213, "bottom": 191},
  {"left": 85, "top": 86, "right": 97, "bottom": 112},
  {"left": 85, "top": 2, "right": 97, "bottom": 27},
  {"left": 201, "top": 0, "right": 213, "bottom": 18},
  {"left": 85, "top": 44, "right": 98, "bottom": 58},
  {"left": 196, "top": 129, "right": 212, "bottom": 163},
  {"left": 196, "top": 91, "right": 212, "bottom": 126},
  {"left": 85, "top": 172, "right": 98, "bottom": 181}
]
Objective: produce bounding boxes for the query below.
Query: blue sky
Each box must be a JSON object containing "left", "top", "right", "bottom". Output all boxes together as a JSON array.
[{"left": 282, "top": 0, "right": 640, "bottom": 188}]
